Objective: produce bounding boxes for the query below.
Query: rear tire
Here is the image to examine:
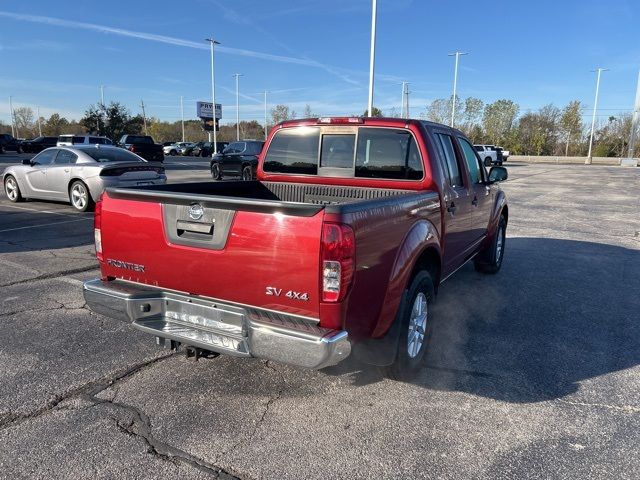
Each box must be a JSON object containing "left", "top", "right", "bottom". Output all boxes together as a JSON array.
[
  {"left": 170, "top": 149, "right": 177, "bottom": 156},
  {"left": 384, "top": 271, "right": 435, "bottom": 381},
  {"left": 211, "top": 162, "right": 222, "bottom": 180},
  {"left": 242, "top": 165, "right": 253, "bottom": 181},
  {"left": 69, "top": 180, "right": 94, "bottom": 212},
  {"left": 4, "top": 175, "right": 24, "bottom": 202},
  {"left": 474, "top": 215, "right": 506, "bottom": 274}
]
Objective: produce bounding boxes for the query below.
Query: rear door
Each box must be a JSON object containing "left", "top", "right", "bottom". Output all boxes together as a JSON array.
[
  {"left": 46, "top": 149, "right": 78, "bottom": 199},
  {"left": 432, "top": 130, "right": 476, "bottom": 275},
  {"left": 457, "top": 136, "right": 493, "bottom": 243}
]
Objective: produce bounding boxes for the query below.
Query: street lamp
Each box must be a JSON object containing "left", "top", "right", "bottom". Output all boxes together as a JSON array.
[
  {"left": 263, "top": 90, "right": 268, "bottom": 141},
  {"left": 448, "top": 52, "right": 468, "bottom": 128},
  {"left": 586, "top": 67, "right": 609, "bottom": 164},
  {"left": 233, "top": 73, "right": 243, "bottom": 141},
  {"left": 367, "top": 0, "right": 377, "bottom": 116},
  {"left": 205, "top": 37, "right": 220, "bottom": 153}
]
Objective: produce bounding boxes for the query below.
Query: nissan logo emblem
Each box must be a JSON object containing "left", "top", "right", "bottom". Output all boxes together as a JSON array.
[{"left": 188, "top": 203, "right": 204, "bottom": 220}]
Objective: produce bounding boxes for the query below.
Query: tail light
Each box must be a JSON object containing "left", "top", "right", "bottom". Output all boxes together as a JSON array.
[
  {"left": 317, "top": 117, "right": 363, "bottom": 124},
  {"left": 94, "top": 196, "right": 103, "bottom": 261},
  {"left": 128, "top": 145, "right": 135, "bottom": 152},
  {"left": 321, "top": 223, "right": 355, "bottom": 302}
]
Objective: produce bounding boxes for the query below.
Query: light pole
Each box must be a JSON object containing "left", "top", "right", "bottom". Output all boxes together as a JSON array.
[
  {"left": 627, "top": 70, "right": 640, "bottom": 161},
  {"left": 37, "top": 106, "right": 42, "bottom": 136},
  {"left": 9, "top": 96, "right": 16, "bottom": 138},
  {"left": 586, "top": 67, "right": 609, "bottom": 164},
  {"left": 180, "top": 96, "right": 185, "bottom": 142},
  {"left": 401, "top": 82, "right": 406, "bottom": 118},
  {"left": 233, "top": 73, "right": 243, "bottom": 141},
  {"left": 448, "top": 52, "right": 468, "bottom": 127},
  {"left": 100, "top": 85, "right": 105, "bottom": 106},
  {"left": 205, "top": 37, "right": 220, "bottom": 153},
  {"left": 367, "top": 0, "right": 377, "bottom": 117},
  {"left": 264, "top": 90, "right": 268, "bottom": 141}
]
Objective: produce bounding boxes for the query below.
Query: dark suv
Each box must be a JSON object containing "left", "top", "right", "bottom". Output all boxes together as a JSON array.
[
  {"left": 192, "top": 141, "right": 228, "bottom": 157},
  {"left": 210, "top": 140, "right": 264, "bottom": 180},
  {"left": 0, "top": 134, "right": 22, "bottom": 154}
]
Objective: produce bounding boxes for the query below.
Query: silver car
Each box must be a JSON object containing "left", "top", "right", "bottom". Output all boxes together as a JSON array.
[{"left": 3, "top": 145, "right": 167, "bottom": 212}]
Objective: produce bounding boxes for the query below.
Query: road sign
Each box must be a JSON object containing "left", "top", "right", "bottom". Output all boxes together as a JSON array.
[{"left": 197, "top": 101, "right": 222, "bottom": 120}]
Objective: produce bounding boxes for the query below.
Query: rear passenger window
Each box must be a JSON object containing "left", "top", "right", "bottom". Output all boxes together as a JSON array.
[
  {"left": 435, "top": 134, "right": 462, "bottom": 187},
  {"left": 355, "top": 128, "right": 423, "bottom": 180},
  {"left": 54, "top": 150, "right": 78, "bottom": 164},
  {"left": 263, "top": 127, "right": 319, "bottom": 175}
]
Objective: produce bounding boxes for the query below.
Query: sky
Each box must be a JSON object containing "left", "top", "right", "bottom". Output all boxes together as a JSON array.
[{"left": 0, "top": 0, "right": 638, "bottom": 128}]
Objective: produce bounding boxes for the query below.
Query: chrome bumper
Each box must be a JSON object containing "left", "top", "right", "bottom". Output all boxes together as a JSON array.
[{"left": 83, "top": 279, "right": 350, "bottom": 369}]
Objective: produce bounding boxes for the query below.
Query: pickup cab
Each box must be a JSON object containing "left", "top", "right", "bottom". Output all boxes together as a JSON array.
[
  {"left": 474, "top": 144, "right": 504, "bottom": 166},
  {"left": 118, "top": 135, "right": 164, "bottom": 163},
  {"left": 84, "top": 117, "right": 508, "bottom": 378}
]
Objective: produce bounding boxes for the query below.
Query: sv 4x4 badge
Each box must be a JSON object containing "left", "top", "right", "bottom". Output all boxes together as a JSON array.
[{"left": 265, "top": 287, "right": 309, "bottom": 301}]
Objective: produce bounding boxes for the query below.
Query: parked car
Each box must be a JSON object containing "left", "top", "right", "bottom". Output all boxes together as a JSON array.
[
  {"left": 178, "top": 142, "right": 197, "bottom": 156},
  {"left": 57, "top": 135, "right": 113, "bottom": 147},
  {"left": 0, "top": 133, "right": 22, "bottom": 154},
  {"left": 210, "top": 140, "right": 265, "bottom": 180},
  {"left": 20, "top": 136, "right": 58, "bottom": 154},
  {"left": 162, "top": 141, "right": 177, "bottom": 147},
  {"left": 83, "top": 117, "right": 508, "bottom": 378},
  {"left": 3, "top": 145, "right": 166, "bottom": 212},
  {"left": 474, "top": 144, "right": 503, "bottom": 166},
  {"left": 118, "top": 135, "right": 164, "bottom": 162},
  {"left": 192, "top": 141, "right": 229, "bottom": 157}
]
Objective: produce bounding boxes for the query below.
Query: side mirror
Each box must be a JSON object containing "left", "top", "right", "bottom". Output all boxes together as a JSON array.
[
  {"left": 22, "top": 159, "right": 32, "bottom": 166},
  {"left": 488, "top": 166, "right": 508, "bottom": 183}
]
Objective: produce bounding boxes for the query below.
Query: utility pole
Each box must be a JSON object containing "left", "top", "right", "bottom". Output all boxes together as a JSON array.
[
  {"left": 37, "top": 106, "right": 42, "bottom": 136},
  {"left": 586, "top": 67, "right": 609, "bottom": 164},
  {"left": 448, "top": 51, "right": 468, "bottom": 127},
  {"left": 627, "top": 69, "right": 640, "bottom": 160},
  {"left": 367, "top": 0, "right": 377, "bottom": 116},
  {"left": 206, "top": 37, "right": 220, "bottom": 153},
  {"left": 404, "top": 82, "right": 410, "bottom": 119},
  {"left": 264, "top": 90, "right": 268, "bottom": 141},
  {"left": 180, "top": 96, "right": 185, "bottom": 142},
  {"left": 100, "top": 85, "right": 105, "bottom": 106},
  {"left": 400, "top": 82, "right": 406, "bottom": 118},
  {"left": 9, "top": 96, "right": 15, "bottom": 137},
  {"left": 140, "top": 99, "right": 148, "bottom": 135},
  {"left": 233, "top": 73, "right": 243, "bottom": 141}
]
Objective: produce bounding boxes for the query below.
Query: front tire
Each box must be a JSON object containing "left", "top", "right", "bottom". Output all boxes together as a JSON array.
[
  {"left": 170, "top": 149, "right": 177, "bottom": 156},
  {"left": 474, "top": 215, "right": 506, "bottom": 274},
  {"left": 384, "top": 271, "right": 435, "bottom": 381},
  {"left": 69, "top": 181, "right": 94, "bottom": 212},
  {"left": 4, "top": 175, "right": 24, "bottom": 202},
  {"left": 242, "top": 165, "right": 253, "bottom": 181},
  {"left": 211, "top": 162, "right": 222, "bottom": 180}
]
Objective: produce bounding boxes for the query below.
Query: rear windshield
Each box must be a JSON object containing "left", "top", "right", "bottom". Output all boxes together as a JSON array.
[
  {"left": 125, "top": 136, "right": 153, "bottom": 144},
  {"left": 82, "top": 148, "right": 145, "bottom": 163},
  {"left": 263, "top": 126, "right": 423, "bottom": 180}
]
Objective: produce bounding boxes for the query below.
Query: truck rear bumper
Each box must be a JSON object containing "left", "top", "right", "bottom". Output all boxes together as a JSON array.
[{"left": 83, "top": 279, "right": 350, "bottom": 369}]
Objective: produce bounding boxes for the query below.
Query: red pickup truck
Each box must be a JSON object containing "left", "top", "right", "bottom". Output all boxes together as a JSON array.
[{"left": 84, "top": 117, "right": 508, "bottom": 378}]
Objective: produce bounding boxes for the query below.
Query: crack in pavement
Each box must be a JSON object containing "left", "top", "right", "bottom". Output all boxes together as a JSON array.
[
  {"left": 556, "top": 398, "right": 640, "bottom": 414},
  {"left": 0, "top": 264, "right": 99, "bottom": 287}
]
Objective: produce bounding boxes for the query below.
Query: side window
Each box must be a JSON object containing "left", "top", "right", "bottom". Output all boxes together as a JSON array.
[
  {"left": 435, "top": 133, "right": 463, "bottom": 187},
  {"left": 458, "top": 137, "right": 484, "bottom": 184},
  {"left": 32, "top": 149, "right": 58, "bottom": 166},
  {"left": 54, "top": 150, "right": 78, "bottom": 164},
  {"left": 73, "top": 136, "right": 86, "bottom": 144},
  {"left": 355, "top": 128, "right": 423, "bottom": 180}
]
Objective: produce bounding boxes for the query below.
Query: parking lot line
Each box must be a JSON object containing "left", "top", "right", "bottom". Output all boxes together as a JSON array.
[
  {"left": 0, "top": 218, "right": 91, "bottom": 233},
  {"left": 0, "top": 203, "right": 94, "bottom": 219}
]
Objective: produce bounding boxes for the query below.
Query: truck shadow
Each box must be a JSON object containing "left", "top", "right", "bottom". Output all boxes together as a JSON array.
[{"left": 327, "top": 237, "right": 640, "bottom": 403}]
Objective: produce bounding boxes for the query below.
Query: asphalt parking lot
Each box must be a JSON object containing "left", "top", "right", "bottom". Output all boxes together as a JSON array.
[{"left": 1, "top": 154, "right": 639, "bottom": 479}]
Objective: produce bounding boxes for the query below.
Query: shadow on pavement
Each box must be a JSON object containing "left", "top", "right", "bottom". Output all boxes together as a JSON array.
[{"left": 325, "top": 237, "right": 640, "bottom": 403}]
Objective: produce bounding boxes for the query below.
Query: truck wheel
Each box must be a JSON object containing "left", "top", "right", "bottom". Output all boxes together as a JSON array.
[
  {"left": 211, "top": 162, "right": 222, "bottom": 180},
  {"left": 242, "top": 166, "right": 253, "bottom": 181},
  {"left": 4, "top": 175, "right": 24, "bottom": 202},
  {"left": 384, "top": 270, "right": 435, "bottom": 381},
  {"left": 69, "top": 181, "right": 94, "bottom": 212},
  {"left": 474, "top": 215, "right": 506, "bottom": 274}
]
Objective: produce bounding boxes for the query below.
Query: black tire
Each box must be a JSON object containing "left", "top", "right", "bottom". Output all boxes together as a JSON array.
[
  {"left": 0, "top": 145, "right": 4, "bottom": 154},
  {"left": 69, "top": 180, "right": 94, "bottom": 212},
  {"left": 242, "top": 165, "right": 253, "bottom": 181},
  {"left": 4, "top": 175, "right": 24, "bottom": 202},
  {"left": 384, "top": 270, "right": 435, "bottom": 381},
  {"left": 474, "top": 215, "right": 506, "bottom": 274},
  {"left": 211, "top": 162, "right": 222, "bottom": 180},
  {"left": 170, "top": 149, "right": 177, "bottom": 156}
]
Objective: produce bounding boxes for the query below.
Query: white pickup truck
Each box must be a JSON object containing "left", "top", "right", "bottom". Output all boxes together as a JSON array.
[{"left": 474, "top": 145, "right": 504, "bottom": 166}]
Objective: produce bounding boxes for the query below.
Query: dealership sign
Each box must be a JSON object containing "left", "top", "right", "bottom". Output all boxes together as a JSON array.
[{"left": 197, "top": 101, "right": 222, "bottom": 120}]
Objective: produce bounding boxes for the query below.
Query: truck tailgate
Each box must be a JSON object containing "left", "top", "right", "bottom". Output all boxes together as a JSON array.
[{"left": 98, "top": 191, "right": 325, "bottom": 319}]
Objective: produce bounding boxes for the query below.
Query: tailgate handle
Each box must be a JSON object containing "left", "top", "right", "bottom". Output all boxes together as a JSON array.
[{"left": 176, "top": 220, "right": 214, "bottom": 238}]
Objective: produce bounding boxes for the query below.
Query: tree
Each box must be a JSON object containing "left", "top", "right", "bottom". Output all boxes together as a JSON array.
[
  {"left": 482, "top": 99, "right": 519, "bottom": 145},
  {"left": 425, "top": 98, "right": 450, "bottom": 125},
  {"left": 80, "top": 102, "right": 142, "bottom": 141},
  {"left": 559, "top": 101, "right": 583, "bottom": 156},
  {"left": 460, "top": 97, "right": 484, "bottom": 134},
  {"left": 302, "top": 104, "right": 317, "bottom": 118},
  {"left": 363, "top": 107, "right": 383, "bottom": 117},
  {"left": 271, "top": 104, "right": 296, "bottom": 125},
  {"left": 13, "top": 107, "right": 36, "bottom": 138},
  {"left": 43, "top": 113, "right": 70, "bottom": 136}
]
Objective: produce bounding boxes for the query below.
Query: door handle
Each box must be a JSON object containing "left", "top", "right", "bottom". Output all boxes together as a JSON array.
[
  {"left": 447, "top": 202, "right": 457, "bottom": 214},
  {"left": 471, "top": 197, "right": 478, "bottom": 206},
  {"left": 64, "top": 169, "right": 70, "bottom": 173}
]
